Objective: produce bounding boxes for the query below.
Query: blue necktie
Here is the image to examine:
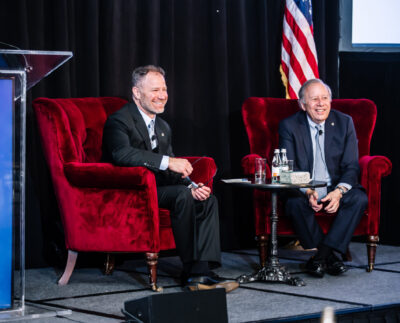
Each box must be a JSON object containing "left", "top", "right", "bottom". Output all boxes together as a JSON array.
[
  {"left": 148, "top": 120, "right": 158, "bottom": 150},
  {"left": 314, "top": 125, "right": 327, "bottom": 200}
]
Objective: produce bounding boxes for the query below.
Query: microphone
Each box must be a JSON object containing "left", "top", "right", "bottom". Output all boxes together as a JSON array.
[
  {"left": 186, "top": 176, "right": 199, "bottom": 189},
  {"left": 318, "top": 129, "right": 323, "bottom": 136},
  {"left": 185, "top": 156, "right": 208, "bottom": 189},
  {"left": 145, "top": 155, "right": 198, "bottom": 188},
  {"left": 0, "top": 41, "right": 33, "bottom": 72}
]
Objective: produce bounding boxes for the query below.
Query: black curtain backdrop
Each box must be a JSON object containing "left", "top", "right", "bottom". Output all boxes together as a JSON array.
[
  {"left": 1, "top": 0, "right": 341, "bottom": 268},
  {"left": 339, "top": 52, "right": 400, "bottom": 246}
]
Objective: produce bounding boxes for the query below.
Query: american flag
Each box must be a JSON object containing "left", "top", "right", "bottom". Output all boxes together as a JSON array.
[{"left": 280, "top": 0, "right": 319, "bottom": 99}]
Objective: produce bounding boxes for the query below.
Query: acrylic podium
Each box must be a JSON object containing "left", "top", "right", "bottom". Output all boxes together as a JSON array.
[{"left": 0, "top": 49, "right": 72, "bottom": 320}]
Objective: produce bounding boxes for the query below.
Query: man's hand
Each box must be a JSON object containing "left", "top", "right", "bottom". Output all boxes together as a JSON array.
[
  {"left": 168, "top": 157, "right": 193, "bottom": 178},
  {"left": 320, "top": 189, "right": 342, "bottom": 213},
  {"left": 191, "top": 184, "right": 211, "bottom": 201},
  {"left": 306, "top": 189, "right": 323, "bottom": 212}
]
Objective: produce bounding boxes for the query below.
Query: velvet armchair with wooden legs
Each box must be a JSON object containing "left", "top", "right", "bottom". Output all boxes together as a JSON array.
[
  {"left": 241, "top": 97, "right": 392, "bottom": 272},
  {"left": 33, "top": 97, "right": 217, "bottom": 291}
]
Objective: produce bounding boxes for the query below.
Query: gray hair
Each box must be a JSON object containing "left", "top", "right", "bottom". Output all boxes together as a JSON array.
[
  {"left": 131, "top": 65, "right": 165, "bottom": 87},
  {"left": 298, "top": 79, "right": 332, "bottom": 105}
]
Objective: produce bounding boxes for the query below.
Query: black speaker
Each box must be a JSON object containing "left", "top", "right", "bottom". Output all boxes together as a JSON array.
[{"left": 123, "top": 289, "right": 228, "bottom": 323}]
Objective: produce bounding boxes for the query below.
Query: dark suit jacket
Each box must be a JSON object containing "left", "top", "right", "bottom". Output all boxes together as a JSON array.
[
  {"left": 102, "top": 102, "right": 189, "bottom": 186},
  {"left": 278, "top": 109, "right": 361, "bottom": 188}
]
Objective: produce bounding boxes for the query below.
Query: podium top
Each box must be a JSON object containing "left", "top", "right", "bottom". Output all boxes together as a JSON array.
[{"left": 0, "top": 49, "right": 73, "bottom": 93}]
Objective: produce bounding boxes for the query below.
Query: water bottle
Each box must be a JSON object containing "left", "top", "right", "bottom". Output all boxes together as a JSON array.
[
  {"left": 281, "top": 148, "right": 289, "bottom": 172},
  {"left": 271, "top": 149, "right": 281, "bottom": 183}
]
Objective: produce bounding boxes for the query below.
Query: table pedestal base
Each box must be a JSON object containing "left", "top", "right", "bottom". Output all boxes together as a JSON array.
[
  {"left": 237, "top": 263, "right": 306, "bottom": 286},
  {"left": 224, "top": 181, "right": 327, "bottom": 288}
]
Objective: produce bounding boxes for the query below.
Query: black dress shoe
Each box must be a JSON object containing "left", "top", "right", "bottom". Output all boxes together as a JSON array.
[
  {"left": 181, "top": 271, "right": 225, "bottom": 285},
  {"left": 326, "top": 253, "right": 347, "bottom": 276},
  {"left": 204, "top": 271, "right": 225, "bottom": 282},
  {"left": 305, "top": 256, "right": 326, "bottom": 278},
  {"left": 186, "top": 275, "right": 222, "bottom": 285}
]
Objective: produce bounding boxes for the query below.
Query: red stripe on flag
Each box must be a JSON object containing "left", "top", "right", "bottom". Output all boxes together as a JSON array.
[
  {"left": 282, "top": 33, "right": 308, "bottom": 85},
  {"left": 281, "top": 61, "right": 299, "bottom": 99},
  {"left": 284, "top": 7, "right": 319, "bottom": 77},
  {"left": 287, "top": 84, "right": 297, "bottom": 99}
]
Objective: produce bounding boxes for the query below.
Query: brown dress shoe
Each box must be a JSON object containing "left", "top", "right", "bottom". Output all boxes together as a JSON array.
[{"left": 187, "top": 281, "right": 239, "bottom": 293}]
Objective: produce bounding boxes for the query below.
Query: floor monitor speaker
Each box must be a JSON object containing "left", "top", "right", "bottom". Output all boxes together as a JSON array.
[{"left": 123, "top": 288, "right": 228, "bottom": 323}]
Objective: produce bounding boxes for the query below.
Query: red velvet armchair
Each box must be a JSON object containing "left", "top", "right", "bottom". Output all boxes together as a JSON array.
[
  {"left": 241, "top": 97, "right": 392, "bottom": 272},
  {"left": 32, "top": 97, "right": 216, "bottom": 291}
]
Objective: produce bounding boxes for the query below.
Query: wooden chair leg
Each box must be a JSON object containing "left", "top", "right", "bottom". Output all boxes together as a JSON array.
[
  {"left": 58, "top": 250, "right": 78, "bottom": 285},
  {"left": 256, "top": 234, "right": 268, "bottom": 267},
  {"left": 146, "top": 252, "right": 163, "bottom": 292},
  {"left": 367, "top": 235, "right": 379, "bottom": 272},
  {"left": 104, "top": 253, "right": 115, "bottom": 275}
]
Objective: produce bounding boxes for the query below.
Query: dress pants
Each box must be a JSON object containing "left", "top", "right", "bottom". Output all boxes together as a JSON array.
[
  {"left": 284, "top": 187, "right": 368, "bottom": 254},
  {"left": 157, "top": 185, "right": 221, "bottom": 265}
]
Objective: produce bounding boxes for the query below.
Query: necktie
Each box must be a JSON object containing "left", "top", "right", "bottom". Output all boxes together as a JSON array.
[
  {"left": 148, "top": 120, "right": 158, "bottom": 150},
  {"left": 314, "top": 125, "right": 327, "bottom": 200}
]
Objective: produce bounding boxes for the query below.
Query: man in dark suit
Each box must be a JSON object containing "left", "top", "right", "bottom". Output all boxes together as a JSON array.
[
  {"left": 279, "top": 79, "right": 368, "bottom": 278},
  {"left": 102, "top": 65, "right": 238, "bottom": 292}
]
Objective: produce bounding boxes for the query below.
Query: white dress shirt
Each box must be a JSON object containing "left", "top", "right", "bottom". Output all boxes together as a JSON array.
[{"left": 137, "top": 106, "right": 169, "bottom": 170}]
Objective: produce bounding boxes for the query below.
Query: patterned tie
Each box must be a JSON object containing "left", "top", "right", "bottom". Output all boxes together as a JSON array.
[
  {"left": 148, "top": 119, "right": 158, "bottom": 150},
  {"left": 314, "top": 125, "right": 327, "bottom": 200}
]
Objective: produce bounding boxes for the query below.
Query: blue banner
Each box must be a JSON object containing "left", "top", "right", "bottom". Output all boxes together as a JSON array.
[{"left": 0, "top": 78, "right": 13, "bottom": 310}]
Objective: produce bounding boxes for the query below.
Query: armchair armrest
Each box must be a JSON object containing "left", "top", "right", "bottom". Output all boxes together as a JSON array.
[
  {"left": 64, "top": 162, "right": 157, "bottom": 189},
  {"left": 359, "top": 155, "right": 392, "bottom": 190},
  {"left": 359, "top": 155, "right": 392, "bottom": 233},
  {"left": 241, "top": 154, "right": 271, "bottom": 179},
  {"left": 65, "top": 158, "right": 217, "bottom": 191},
  {"left": 185, "top": 156, "right": 217, "bottom": 189}
]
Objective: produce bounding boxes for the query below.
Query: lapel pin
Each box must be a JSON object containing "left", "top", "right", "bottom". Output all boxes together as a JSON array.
[
  {"left": 161, "top": 133, "right": 165, "bottom": 137},
  {"left": 331, "top": 122, "right": 334, "bottom": 126}
]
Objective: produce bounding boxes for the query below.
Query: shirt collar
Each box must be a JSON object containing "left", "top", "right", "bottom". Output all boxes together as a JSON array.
[
  {"left": 136, "top": 105, "right": 156, "bottom": 127},
  {"left": 306, "top": 114, "right": 325, "bottom": 131}
]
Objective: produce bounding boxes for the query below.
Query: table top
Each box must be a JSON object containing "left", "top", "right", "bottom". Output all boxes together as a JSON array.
[{"left": 221, "top": 179, "right": 327, "bottom": 191}]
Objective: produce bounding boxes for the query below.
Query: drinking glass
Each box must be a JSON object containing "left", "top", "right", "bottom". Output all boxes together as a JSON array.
[
  {"left": 287, "top": 160, "right": 294, "bottom": 172},
  {"left": 254, "top": 158, "right": 267, "bottom": 184}
]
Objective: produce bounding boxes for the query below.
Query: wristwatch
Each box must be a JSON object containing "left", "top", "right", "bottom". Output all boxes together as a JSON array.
[{"left": 336, "top": 186, "right": 347, "bottom": 195}]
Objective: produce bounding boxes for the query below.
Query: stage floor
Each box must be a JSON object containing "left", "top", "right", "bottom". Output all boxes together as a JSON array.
[{"left": 14, "top": 242, "right": 400, "bottom": 322}]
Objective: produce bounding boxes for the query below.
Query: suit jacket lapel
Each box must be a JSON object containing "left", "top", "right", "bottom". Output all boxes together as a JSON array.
[
  {"left": 324, "top": 112, "right": 336, "bottom": 175},
  {"left": 155, "top": 119, "right": 168, "bottom": 154},
  {"left": 128, "top": 103, "right": 152, "bottom": 151},
  {"left": 299, "top": 112, "right": 313, "bottom": 173}
]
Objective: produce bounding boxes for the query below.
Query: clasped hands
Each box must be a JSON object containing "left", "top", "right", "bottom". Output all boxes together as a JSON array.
[
  {"left": 169, "top": 157, "right": 211, "bottom": 201},
  {"left": 306, "top": 188, "right": 342, "bottom": 213}
]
